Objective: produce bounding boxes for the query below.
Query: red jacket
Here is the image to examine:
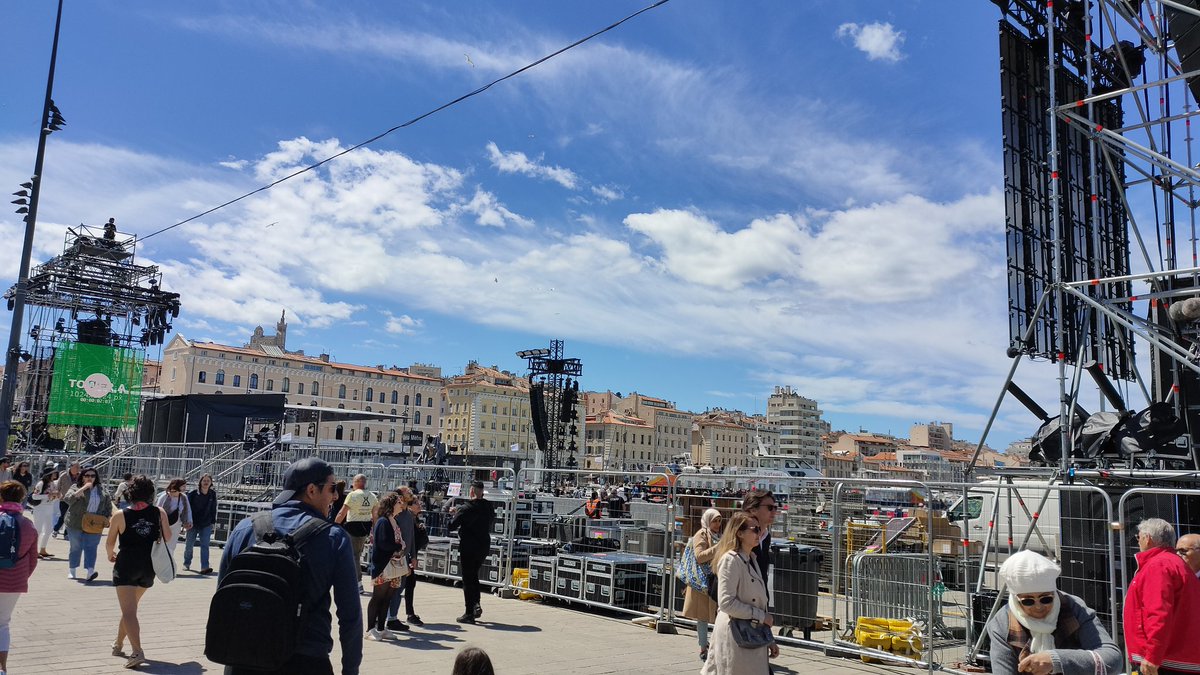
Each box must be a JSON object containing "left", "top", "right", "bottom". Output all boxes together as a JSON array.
[
  {"left": 0, "top": 503, "right": 38, "bottom": 593},
  {"left": 1124, "top": 546, "right": 1200, "bottom": 670}
]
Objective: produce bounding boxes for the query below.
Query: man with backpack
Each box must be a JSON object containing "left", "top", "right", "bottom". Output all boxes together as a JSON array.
[{"left": 212, "top": 457, "right": 362, "bottom": 675}]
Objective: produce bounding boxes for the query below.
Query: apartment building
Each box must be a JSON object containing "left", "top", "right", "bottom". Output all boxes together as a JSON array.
[{"left": 766, "top": 385, "right": 829, "bottom": 466}]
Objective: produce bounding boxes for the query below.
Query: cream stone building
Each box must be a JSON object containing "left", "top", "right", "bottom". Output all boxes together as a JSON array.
[
  {"left": 691, "top": 409, "right": 780, "bottom": 469},
  {"left": 160, "top": 315, "right": 441, "bottom": 448},
  {"left": 583, "top": 409, "right": 654, "bottom": 471}
]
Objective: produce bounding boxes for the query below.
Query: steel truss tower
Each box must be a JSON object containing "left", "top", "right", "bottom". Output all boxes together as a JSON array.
[{"left": 981, "top": 0, "right": 1200, "bottom": 471}]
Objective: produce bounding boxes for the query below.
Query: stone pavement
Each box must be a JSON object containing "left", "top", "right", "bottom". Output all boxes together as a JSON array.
[{"left": 8, "top": 533, "right": 917, "bottom": 674}]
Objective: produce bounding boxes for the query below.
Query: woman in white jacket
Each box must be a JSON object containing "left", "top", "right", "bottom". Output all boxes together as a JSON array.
[
  {"left": 153, "top": 478, "right": 191, "bottom": 556},
  {"left": 27, "top": 467, "right": 59, "bottom": 559},
  {"left": 701, "top": 511, "right": 779, "bottom": 675}
]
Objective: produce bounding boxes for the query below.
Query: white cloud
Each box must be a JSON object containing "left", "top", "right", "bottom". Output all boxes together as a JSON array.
[
  {"left": 383, "top": 313, "right": 422, "bottom": 334},
  {"left": 453, "top": 187, "right": 534, "bottom": 228},
  {"left": 591, "top": 185, "right": 623, "bottom": 203},
  {"left": 836, "top": 22, "right": 905, "bottom": 62},
  {"left": 485, "top": 142, "right": 579, "bottom": 189}
]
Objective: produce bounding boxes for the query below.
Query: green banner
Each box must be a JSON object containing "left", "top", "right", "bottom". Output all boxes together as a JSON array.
[{"left": 47, "top": 342, "right": 144, "bottom": 428}]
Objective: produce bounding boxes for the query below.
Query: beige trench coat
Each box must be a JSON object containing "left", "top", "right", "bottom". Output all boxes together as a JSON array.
[
  {"left": 700, "top": 550, "right": 772, "bottom": 675},
  {"left": 681, "top": 527, "right": 720, "bottom": 622}
]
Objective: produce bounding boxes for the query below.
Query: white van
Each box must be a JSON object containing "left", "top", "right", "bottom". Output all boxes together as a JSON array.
[{"left": 945, "top": 482, "right": 1062, "bottom": 556}]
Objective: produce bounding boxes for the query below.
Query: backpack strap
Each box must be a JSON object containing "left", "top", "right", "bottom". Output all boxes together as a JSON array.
[{"left": 251, "top": 511, "right": 330, "bottom": 549}]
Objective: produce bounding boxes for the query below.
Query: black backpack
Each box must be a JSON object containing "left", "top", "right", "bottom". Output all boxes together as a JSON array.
[{"left": 204, "top": 512, "right": 330, "bottom": 670}]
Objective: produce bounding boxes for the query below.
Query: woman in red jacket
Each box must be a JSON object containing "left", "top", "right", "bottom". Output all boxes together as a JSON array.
[{"left": 0, "top": 480, "right": 38, "bottom": 675}]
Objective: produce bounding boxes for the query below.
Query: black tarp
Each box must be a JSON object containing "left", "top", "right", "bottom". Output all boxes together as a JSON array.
[{"left": 139, "top": 394, "right": 286, "bottom": 443}]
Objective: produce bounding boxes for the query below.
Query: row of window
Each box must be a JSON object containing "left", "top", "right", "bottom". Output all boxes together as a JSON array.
[{"left": 197, "top": 371, "right": 436, "bottom": 405}]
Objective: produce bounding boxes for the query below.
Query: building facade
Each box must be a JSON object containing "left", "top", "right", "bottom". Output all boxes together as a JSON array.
[
  {"left": 766, "top": 385, "right": 829, "bottom": 466},
  {"left": 161, "top": 327, "right": 442, "bottom": 448}
]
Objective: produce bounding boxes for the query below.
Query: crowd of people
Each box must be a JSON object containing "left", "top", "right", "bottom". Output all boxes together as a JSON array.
[
  {"left": 0, "top": 457, "right": 496, "bottom": 675},
  {"left": 5, "top": 453, "right": 1200, "bottom": 675}
]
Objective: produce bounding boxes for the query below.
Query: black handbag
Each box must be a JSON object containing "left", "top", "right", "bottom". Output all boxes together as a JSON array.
[
  {"left": 705, "top": 571, "right": 719, "bottom": 601},
  {"left": 730, "top": 618, "right": 773, "bottom": 648}
]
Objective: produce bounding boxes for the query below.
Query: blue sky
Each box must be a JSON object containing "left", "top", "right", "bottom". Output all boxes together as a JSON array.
[{"left": 1, "top": 1, "right": 1049, "bottom": 450}]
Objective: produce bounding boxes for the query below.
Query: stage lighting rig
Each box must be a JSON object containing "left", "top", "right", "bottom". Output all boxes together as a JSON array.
[{"left": 517, "top": 340, "right": 582, "bottom": 489}]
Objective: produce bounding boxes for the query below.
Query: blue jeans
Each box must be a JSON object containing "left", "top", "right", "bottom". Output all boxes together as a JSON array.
[
  {"left": 184, "top": 524, "right": 212, "bottom": 569},
  {"left": 66, "top": 528, "right": 101, "bottom": 570}
]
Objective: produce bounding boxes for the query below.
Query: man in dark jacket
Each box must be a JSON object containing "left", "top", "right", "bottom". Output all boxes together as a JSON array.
[
  {"left": 219, "top": 457, "right": 362, "bottom": 675},
  {"left": 742, "top": 489, "right": 778, "bottom": 604},
  {"left": 448, "top": 480, "right": 495, "bottom": 624}
]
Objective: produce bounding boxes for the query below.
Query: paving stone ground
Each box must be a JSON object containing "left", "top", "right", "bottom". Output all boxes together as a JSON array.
[{"left": 6, "top": 533, "right": 917, "bottom": 674}]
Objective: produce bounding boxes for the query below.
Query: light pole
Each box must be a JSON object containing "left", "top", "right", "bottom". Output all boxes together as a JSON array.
[{"left": 0, "top": 0, "right": 66, "bottom": 448}]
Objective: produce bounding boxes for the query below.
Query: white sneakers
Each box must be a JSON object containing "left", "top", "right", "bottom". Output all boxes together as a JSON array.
[{"left": 366, "top": 628, "right": 394, "bottom": 641}]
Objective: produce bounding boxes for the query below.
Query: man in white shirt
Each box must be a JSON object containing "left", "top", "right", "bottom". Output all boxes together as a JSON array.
[{"left": 335, "top": 473, "right": 378, "bottom": 593}]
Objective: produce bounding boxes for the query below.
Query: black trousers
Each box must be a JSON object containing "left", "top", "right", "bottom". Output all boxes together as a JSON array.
[
  {"left": 226, "top": 653, "right": 333, "bottom": 675},
  {"left": 403, "top": 569, "right": 417, "bottom": 615},
  {"left": 460, "top": 550, "right": 484, "bottom": 613}
]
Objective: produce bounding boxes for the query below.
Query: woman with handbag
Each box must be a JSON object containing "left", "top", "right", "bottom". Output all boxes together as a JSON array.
[
  {"left": 63, "top": 466, "right": 113, "bottom": 582},
  {"left": 28, "top": 466, "right": 59, "bottom": 559},
  {"left": 365, "top": 492, "right": 408, "bottom": 641},
  {"left": 682, "top": 508, "right": 723, "bottom": 662},
  {"left": 154, "top": 478, "right": 191, "bottom": 557},
  {"left": 105, "top": 475, "right": 170, "bottom": 669},
  {"left": 701, "top": 511, "right": 778, "bottom": 675}
]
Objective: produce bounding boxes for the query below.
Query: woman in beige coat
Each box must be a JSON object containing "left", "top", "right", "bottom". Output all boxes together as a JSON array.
[
  {"left": 700, "top": 511, "right": 778, "bottom": 675},
  {"left": 682, "top": 508, "right": 723, "bottom": 661}
]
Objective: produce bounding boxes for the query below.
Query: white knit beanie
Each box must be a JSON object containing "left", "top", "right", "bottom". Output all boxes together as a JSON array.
[{"left": 1000, "top": 550, "right": 1060, "bottom": 594}]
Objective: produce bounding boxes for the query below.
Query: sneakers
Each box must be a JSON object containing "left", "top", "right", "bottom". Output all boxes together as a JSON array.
[
  {"left": 199, "top": 567, "right": 213, "bottom": 575},
  {"left": 112, "top": 641, "right": 126, "bottom": 657},
  {"left": 379, "top": 629, "right": 394, "bottom": 640},
  {"left": 406, "top": 614, "right": 424, "bottom": 626},
  {"left": 700, "top": 647, "right": 709, "bottom": 662},
  {"left": 124, "top": 651, "right": 145, "bottom": 669},
  {"left": 86, "top": 569, "right": 99, "bottom": 583},
  {"left": 385, "top": 619, "right": 410, "bottom": 632},
  {"left": 456, "top": 613, "right": 476, "bottom": 624},
  {"left": 473, "top": 603, "right": 483, "bottom": 618},
  {"left": 366, "top": 628, "right": 384, "bottom": 641},
  {"left": 67, "top": 568, "right": 77, "bottom": 580},
  {"left": 183, "top": 564, "right": 190, "bottom": 572}
]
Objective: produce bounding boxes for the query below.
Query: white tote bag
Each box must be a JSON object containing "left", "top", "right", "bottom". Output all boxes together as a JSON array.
[{"left": 152, "top": 518, "right": 176, "bottom": 584}]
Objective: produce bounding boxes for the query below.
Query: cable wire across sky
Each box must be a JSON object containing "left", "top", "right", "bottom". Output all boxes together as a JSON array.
[{"left": 139, "top": 0, "right": 673, "bottom": 242}]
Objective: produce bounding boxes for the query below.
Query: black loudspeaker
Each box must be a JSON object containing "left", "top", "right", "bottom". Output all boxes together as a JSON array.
[
  {"left": 1167, "top": 1, "right": 1200, "bottom": 106},
  {"left": 76, "top": 318, "right": 112, "bottom": 346},
  {"left": 529, "top": 383, "right": 548, "bottom": 453}
]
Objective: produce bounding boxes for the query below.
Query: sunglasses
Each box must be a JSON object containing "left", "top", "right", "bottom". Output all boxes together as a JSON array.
[
  {"left": 740, "top": 525, "right": 762, "bottom": 534},
  {"left": 763, "top": 504, "right": 777, "bottom": 512},
  {"left": 1018, "top": 595, "right": 1055, "bottom": 607}
]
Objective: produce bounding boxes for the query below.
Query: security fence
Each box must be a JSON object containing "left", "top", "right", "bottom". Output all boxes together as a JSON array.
[{"left": 36, "top": 441, "right": 1189, "bottom": 673}]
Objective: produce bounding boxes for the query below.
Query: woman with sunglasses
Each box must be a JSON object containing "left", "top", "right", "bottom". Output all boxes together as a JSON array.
[
  {"left": 28, "top": 466, "right": 59, "bottom": 559},
  {"left": 986, "top": 550, "right": 1121, "bottom": 675},
  {"left": 701, "top": 511, "right": 778, "bottom": 675},
  {"left": 63, "top": 467, "right": 113, "bottom": 582}
]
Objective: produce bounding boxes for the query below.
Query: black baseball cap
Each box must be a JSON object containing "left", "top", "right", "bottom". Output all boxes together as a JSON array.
[{"left": 274, "top": 457, "right": 334, "bottom": 505}]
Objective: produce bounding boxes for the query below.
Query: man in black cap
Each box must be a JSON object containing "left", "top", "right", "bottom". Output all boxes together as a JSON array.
[
  {"left": 219, "top": 457, "right": 362, "bottom": 675},
  {"left": 448, "top": 480, "right": 495, "bottom": 624}
]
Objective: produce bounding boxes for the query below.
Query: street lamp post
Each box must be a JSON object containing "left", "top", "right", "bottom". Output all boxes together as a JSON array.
[{"left": 0, "top": 0, "right": 66, "bottom": 448}]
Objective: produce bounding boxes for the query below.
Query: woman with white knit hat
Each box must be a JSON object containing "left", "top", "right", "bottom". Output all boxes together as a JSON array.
[{"left": 985, "top": 550, "right": 1122, "bottom": 675}]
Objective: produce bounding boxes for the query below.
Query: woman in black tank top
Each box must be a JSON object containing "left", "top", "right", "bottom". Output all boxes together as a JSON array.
[{"left": 104, "top": 476, "right": 171, "bottom": 669}]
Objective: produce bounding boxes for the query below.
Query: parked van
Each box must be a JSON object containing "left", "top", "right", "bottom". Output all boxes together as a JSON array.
[{"left": 945, "top": 482, "right": 1062, "bottom": 556}]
